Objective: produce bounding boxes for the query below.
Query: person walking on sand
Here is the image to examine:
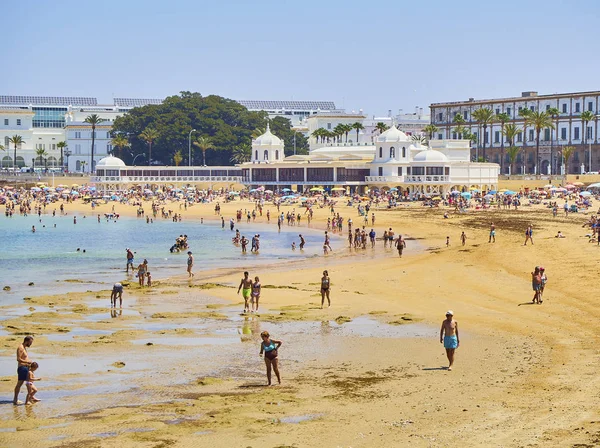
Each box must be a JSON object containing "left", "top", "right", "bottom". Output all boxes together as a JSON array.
[
  {"left": 532, "top": 266, "right": 542, "bottom": 304},
  {"left": 539, "top": 266, "right": 548, "bottom": 302},
  {"left": 395, "top": 234, "right": 406, "bottom": 257},
  {"left": 440, "top": 311, "right": 459, "bottom": 371},
  {"left": 237, "top": 271, "right": 253, "bottom": 313},
  {"left": 259, "top": 331, "right": 282, "bottom": 386},
  {"left": 187, "top": 251, "right": 194, "bottom": 277},
  {"left": 524, "top": 224, "right": 534, "bottom": 245},
  {"left": 460, "top": 231, "right": 467, "bottom": 246},
  {"left": 137, "top": 259, "right": 148, "bottom": 286},
  {"left": 320, "top": 270, "right": 331, "bottom": 309},
  {"left": 251, "top": 276, "right": 261, "bottom": 312},
  {"left": 13, "top": 336, "right": 34, "bottom": 405},
  {"left": 126, "top": 248, "right": 134, "bottom": 273},
  {"left": 489, "top": 222, "right": 496, "bottom": 243},
  {"left": 25, "top": 362, "right": 42, "bottom": 404}
]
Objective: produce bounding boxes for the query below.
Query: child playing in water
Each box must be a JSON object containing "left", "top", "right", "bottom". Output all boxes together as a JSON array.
[
  {"left": 25, "top": 362, "right": 42, "bottom": 404},
  {"left": 252, "top": 276, "right": 261, "bottom": 312},
  {"left": 146, "top": 272, "right": 152, "bottom": 287}
]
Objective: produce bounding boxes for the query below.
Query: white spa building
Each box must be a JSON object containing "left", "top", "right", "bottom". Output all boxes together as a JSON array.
[
  {"left": 241, "top": 124, "right": 499, "bottom": 197},
  {"left": 90, "top": 125, "right": 498, "bottom": 197}
]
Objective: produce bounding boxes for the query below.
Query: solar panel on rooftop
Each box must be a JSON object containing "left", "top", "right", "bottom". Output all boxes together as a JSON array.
[{"left": 0, "top": 96, "right": 97, "bottom": 106}]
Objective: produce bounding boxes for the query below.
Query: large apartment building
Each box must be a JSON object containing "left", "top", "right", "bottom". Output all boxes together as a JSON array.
[{"left": 430, "top": 91, "right": 600, "bottom": 174}]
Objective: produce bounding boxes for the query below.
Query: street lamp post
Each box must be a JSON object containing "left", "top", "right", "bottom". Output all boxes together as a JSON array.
[
  {"left": 132, "top": 154, "right": 145, "bottom": 166},
  {"left": 293, "top": 130, "right": 297, "bottom": 155},
  {"left": 188, "top": 129, "right": 196, "bottom": 167}
]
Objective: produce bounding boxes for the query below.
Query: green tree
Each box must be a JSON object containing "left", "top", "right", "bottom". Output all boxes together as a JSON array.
[
  {"left": 112, "top": 92, "right": 266, "bottom": 166},
  {"left": 269, "top": 116, "right": 309, "bottom": 155},
  {"left": 547, "top": 107, "right": 560, "bottom": 174},
  {"left": 139, "top": 127, "right": 159, "bottom": 165},
  {"left": 562, "top": 146, "right": 575, "bottom": 174},
  {"left": 351, "top": 122, "right": 364, "bottom": 143},
  {"left": 342, "top": 124, "right": 353, "bottom": 142},
  {"left": 411, "top": 134, "right": 427, "bottom": 145},
  {"left": 252, "top": 127, "right": 265, "bottom": 139},
  {"left": 230, "top": 144, "right": 251, "bottom": 164},
  {"left": 173, "top": 150, "right": 183, "bottom": 166},
  {"left": 333, "top": 124, "right": 346, "bottom": 143},
  {"left": 110, "top": 134, "right": 130, "bottom": 159},
  {"left": 494, "top": 113, "right": 511, "bottom": 174},
  {"left": 506, "top": 146, "right": 521, "bottom": 175},
  {"left": 580, "top": 110, "right": 595, "bottom": 171},
  {"left": 35, "top": 147, "right": 47, "bottom": 170},
  {"left": 375, "top": 122, "right": 390, "bottom": 136},
  {"left": 525, "top": 111, "right": 554, "bottom": 174},
  {"left": 472, "top": 108, "right": 495, "bottom": 161},
  {"left": 503, "top": 124, "right": 522, "bottom": 173},
  {"left": 84, "top": 114, "right": 105, "bottom": 172},
  {"left": 423, "top": 124, "right": 439, "bottom": 140},
  {"left": 56, "top": 141, "right": 67, "bottom": 170},
  {"left": 8, "top": 135, "right": 24, "bottom": 168},
  {"left": 193, "top": 135, "right": 212, "bottom": 166},
  {"left": 452, "top": 114, "right": 466, "bottom": 139},
  {"left": 518, "top": 108, "right": 531, "bottom": 171}
]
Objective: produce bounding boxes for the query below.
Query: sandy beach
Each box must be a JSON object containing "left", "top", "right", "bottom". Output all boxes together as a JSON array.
[{"left": 1, "top": 193, "right": 600, "bottom": 447}]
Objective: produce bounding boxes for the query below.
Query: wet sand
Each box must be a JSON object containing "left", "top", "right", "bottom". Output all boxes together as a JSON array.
[{"left": 1, "top": 196, "right": 600, "bottom": 447}]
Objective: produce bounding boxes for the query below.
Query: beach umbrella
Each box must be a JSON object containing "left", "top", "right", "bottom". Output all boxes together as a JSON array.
[
  {"left": 71, "top": 191, "right": 80, "bottom": 195},
  {"left": 282, "top": 188, "right": 292, "bottom": 192},
  {"left": 504, "top": 190, "right": 516, "bottom": 195},
  {"left": 580, "top": 191, "right": 592, "bottom": 196},
  {"left": 389, "top": 187, "right": 398, "bottom": 191},
  {"left": 71, "top": 184, "right": 80, "bottom": 188},
  {"left": 432, "top": 196, "right": 442, "bottom": 200},
  {"left": 331, "top": 187, "right": 345, "bottom": 191},
  {"left": 469, "top": 187, "right": 480, "bottom": 192},
  {"left": 565, "top": 184, "right": 576, "bottom": 190},
  {"left": 460, "top": 192, "right": 471, "bottom": 198},
  {"left": 30, "top": 187, "right": 42, "bottom": 192},
  {"left": 300, "top": 197, "right": 308, "bottom": 201},
  {"left": 265, "top": 189, "right": 273, "bottom": 194},
  {"left": 310, "top": 187, "right": 324, "bottom": 192},
  {"left": 249, "top": 188, "right": 258, "bottom": 192},
  {"left": 587, "top": 183, "right": 600, "bottom": 189},
  {"left": 57, "top": 184, "right": 67, "bottom": 188},
  {"left": 573, "top": 182, "right": 584, "bottom": 186},
  {"left": 487, "top": 190, "right": 497, "bottom": 195},
  {"left": 256, "top": 186, "right": 265, "bottom": 191},
  {"left": 229, "top": 191, "right": 239, "bottom": 196},
  {"left": 450, "top": 190, "right": 460, "bottom": 195},
  {"left": 543, "top": 184, "right": 553, "bottom": 188}
]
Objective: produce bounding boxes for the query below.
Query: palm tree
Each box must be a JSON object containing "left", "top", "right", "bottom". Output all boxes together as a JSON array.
[
  {"left": 518, "top": 108, "right": 531, "bottom": 171},
  {"left": 547, "top": 107, "right": 560, "bottom": 174},
  {"left": 503, "top": 124, "right": 522, "bottom": 173},
  {"left": 230, "top": 144, "right": 251, "bottom": 164},
  {"left": 342, "top": 124, "right": 352, "bottom": 142},
  {"left": 8, "top": 135, "right": 24, "bottom": 169},
  {"left": 252, "top": 127, "right": 266, "bottom": 139},
  {"left": 351, "top": 122, "right": 364, "bottom": 143},
  {"left": 423, "top": 124, "right": 439, "bottom": 140},
  {"left": 453, "top": 114, "right": 466, "bottom": 139},
  {"left": 35, "top": 147, "right": 48, "bottom": 171},
  {"left": 562, "top": 146, "right": 576, "bottom": 174},
  {"left": 525, "top": 111, "right": 554, "bottom": 174},
  {"left": 110, "top": 134, "right": 130, "bottom": 158},
  {"left": 506, "top": 146, "right": 521, "bottom": 176},
  {"left": 56, "top": 141, "right": 67, "bottom": 171},
  {"left": 580, "top": 110, "right": 595, "bottom": 171},
  {"left": 375, "top": 122, "right": 390, "bottom": 136},
  {"left": 193, "top": 135, "right": 212, "bottom": 166},
  {"left": 411, "top": 134, "right": 427, "bottom": 145},
  {"left": 472, "top": 108, "right": 495, "bottom": 161},
  {"left": 84, "top": 114, "right": 105, "bottom": 172},
  {"left": 139, "top": 127, "right": 159, "bottom": 165},
  {"left": 173, "top": 150, "right": 183, "bottom": 166},
  {"left": 80, "top": 161, "right": 88, "bottom": 173},
  {"left": 495, "top": 113, "right": 511, "bottom": 174}
]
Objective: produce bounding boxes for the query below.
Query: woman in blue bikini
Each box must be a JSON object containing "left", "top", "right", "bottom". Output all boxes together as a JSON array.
[{"left": 259, "top": 331, "right": 282, "bottom": 385}]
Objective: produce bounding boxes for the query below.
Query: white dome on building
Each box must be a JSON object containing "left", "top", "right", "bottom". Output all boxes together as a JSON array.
[
  {"left": 96, "top": 155, "right": 126, "bottom": 168},
  {"left": 376, "top": 125, "right": 408, "bottom": 143},
  {"left": 413, "top": 149, "right": 449, "bottom": 163},
  {"left": 253, "top": 124, "right": 283, "bottom": 147}
]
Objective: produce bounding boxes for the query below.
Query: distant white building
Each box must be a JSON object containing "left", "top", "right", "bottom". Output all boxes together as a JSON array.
[{"left": 237, "top": 100, "right": 339, "bottom": 126}]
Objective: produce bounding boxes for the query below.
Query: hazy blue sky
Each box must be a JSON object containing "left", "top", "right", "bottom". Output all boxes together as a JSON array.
[{"left": 4, "top": 0, "right": 599, "bottom": 116}]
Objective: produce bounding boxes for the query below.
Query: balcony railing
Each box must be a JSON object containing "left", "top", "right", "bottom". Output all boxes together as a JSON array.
[
  {"left": 405, "top": 175, "right": 450, "bottom": 183},
  {"left": 365, "top": 176, "right": 404, "bottom": 183},
  {"left": 91, "top": 175, "right": 244, "bottom": 183}
]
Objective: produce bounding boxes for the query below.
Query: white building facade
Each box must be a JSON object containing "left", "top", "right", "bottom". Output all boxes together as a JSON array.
[{"left": 430, "top": 90, "right": 600, "bottom": 174}]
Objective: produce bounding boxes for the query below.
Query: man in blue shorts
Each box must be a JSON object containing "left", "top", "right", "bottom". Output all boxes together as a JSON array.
[
  {"left": 13, "top": 336, "right": 34, "bottom": 404},
  {"left": 440, "top": 310, "right": 460, "bottom": 371}
]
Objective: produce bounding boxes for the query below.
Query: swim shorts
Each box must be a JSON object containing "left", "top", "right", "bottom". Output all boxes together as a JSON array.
[
  {"left": 490, "top": 231, "right": 496, "bottom": 236},
  {"left": 444, "top": 335, "right": 458, "bottom": 349},
  {"left": 17, "top": 365, "right": 29, "bottom": 381},
  {"left": 113, "top": 284, "right": 123, "bottom": 293},
  {"left": 242, "top": 288, "right": 251, "bottom": 299}
]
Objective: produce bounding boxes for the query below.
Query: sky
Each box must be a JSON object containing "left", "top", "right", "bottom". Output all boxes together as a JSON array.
[{"left": 3, "top": 0, "right": 600, "bottom": 117}]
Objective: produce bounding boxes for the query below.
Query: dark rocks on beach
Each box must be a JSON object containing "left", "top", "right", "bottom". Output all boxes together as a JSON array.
[
  {"left": 28, "top": 282, "right": 34, "bottom": 286},
  {"left": 3, "top": 286, "right": 10, "bottom": 291},
  {"left": 146, "top": 342, "right": 154, "bottom": 346}
]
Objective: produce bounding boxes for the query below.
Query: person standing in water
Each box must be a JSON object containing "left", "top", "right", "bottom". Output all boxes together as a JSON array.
[
  {"left": 126, "top": 248, "right": 134, "bottom": 273},
  {"left": 187, "top": 251, "right": 194, "bottom": 277},
  {"left": 251, "top": 276, "right": 261, "bottom": 312},
  {"left": 13, "top": 336, "right": 34, "bottom": 405},
  {"left": 259, "top": 331, "right": 282, "bottom": 386},
  {"left": 320, "top": 270, "right": 331, "bottom": 309},
  {"left": 440, "top": 310, "right": 459, "bottom": 371}
]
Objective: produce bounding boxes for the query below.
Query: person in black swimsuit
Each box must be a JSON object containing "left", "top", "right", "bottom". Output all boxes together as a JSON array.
[
  {"left": 259, "top": 331, "right": 282, "bottom": 385},
  {"left": 320, "top": 270, "right": 331, "bottom": 309}
]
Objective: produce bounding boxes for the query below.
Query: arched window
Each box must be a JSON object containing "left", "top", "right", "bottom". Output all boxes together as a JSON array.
[
  {"left": 264, "top": 150, "right": 269, "bottom": 160},
  {"left": 76, "top": 160, "right": 81, "bottom": 171},
  {"left": 390, "top": 147, "right": 395, "bottom": 158},
  {"left": 275, "top": 150, "right": 279, "bottom": 160},
  {"left": 255, "top": 150, "right": 258, "bottom": 160},
  {"left": 379, "top": 147, "right": 383, "bottom": 158},
  {"left": 402, "top": 147, "right": 406, "bottom": 158}
]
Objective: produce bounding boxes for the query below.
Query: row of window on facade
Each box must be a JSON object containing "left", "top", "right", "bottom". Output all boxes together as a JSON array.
[
  {"left": 436, "top": 101, "right": 599, "bottom": 122},
  {"left": 95, "top": 169, "right": 243, "bottom": 177},
  {"left": 3, "top": 118, "right": 23, "bottom": 126},
  {"left": 73, "top": 131, "right": 111, "bottom": 139},
  {"left": 249, "top": 167, "right": 448, "bottom": 182},
  {"left": 255, "top": 150, "right": 280, "bottom": 160},
  {"left": 378, "top": 147, "right": 407, "bottom": 158},
  {"left": 447, "top": 126, "right": 594, "bottom": 143}
]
